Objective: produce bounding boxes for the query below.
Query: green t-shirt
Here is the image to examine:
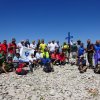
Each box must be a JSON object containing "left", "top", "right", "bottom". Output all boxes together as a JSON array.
[
  {"left": 71, "top": 45, "right": 77, "bottom": 52},
  {"left": 41, "top": 52, "right": 49, "bottom": 58},
  {"left": 0, "top": 54, "right": 5, "bottom": 66},
  {"left": 3, "top": 62, "right": 13, "bottom": 71}
]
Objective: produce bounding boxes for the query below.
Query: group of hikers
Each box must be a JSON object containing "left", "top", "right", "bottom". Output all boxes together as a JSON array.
[{"left": 0, "top": 38, "right": 100, "bottom": 75}]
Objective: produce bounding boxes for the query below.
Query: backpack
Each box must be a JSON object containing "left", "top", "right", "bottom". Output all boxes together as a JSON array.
[
  {"left": 43, "top": 63, "right": 53, "bottom": 73},
  {"left": 16, "top": 68, "right": 28, "bottom": 75}
]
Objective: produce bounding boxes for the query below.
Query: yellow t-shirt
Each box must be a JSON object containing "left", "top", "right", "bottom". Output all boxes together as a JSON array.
[
  {"left": 63, "top": 45, "right": 69, "bottom": 49},
  {"left": 40, "top": 43, "right": 47, "bottom": 52}
]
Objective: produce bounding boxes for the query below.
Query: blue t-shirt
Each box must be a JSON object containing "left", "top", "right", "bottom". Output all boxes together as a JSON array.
[
  {"left": 78, "top": 47, "right": 84, "bottom": 56},
  {"left": 94, "top": 45, "right": 100, "bottom": 52},
  {"left": 13, "top": 56, "right": 22, "bottom": 62},
  {"left": 94, "top": 45, "right": 100, "bottom": 60},
  {"left": 41, "top": 58, "right": 51, "bottom": 64}
]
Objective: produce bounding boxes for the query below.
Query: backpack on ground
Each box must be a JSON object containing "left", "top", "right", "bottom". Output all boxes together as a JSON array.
[
  {"left": 43, "top": 63, "right": 53, "bottom": 73},
  {"left": 16, "top": 68, "right": 28, "bottom": 75}
]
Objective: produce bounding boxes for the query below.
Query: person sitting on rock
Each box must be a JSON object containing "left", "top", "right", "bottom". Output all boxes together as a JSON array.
[
  {"left": 13, "top": 53, "right": 23, "bottom": 69},
  {"left": 78, "top": 55, "right": 87, "bottom": 73},
  {"left": 1, "top": 57, "right": 14, "bottom": 74},
  {"left": 50, "top": 50, "right": 56, "bottom": 64},
  {"left": 41, "top": 48, "right": 54, "bottom": 72},
  {"left": 54, "top": 51, "right": 61, "bottom": 65},
  {"left": 29, "top": 53, "right": 37, "bottom": 72},
  {"left": 59, "top": 51, "right": 66, "bottom": 65},
  {"left": 35, "top": 49, "right": 42, "bottom": 67},
  {"left": 0, "top": 51, "right": 6, "bottom": 73},
  {"left": 15, "top": 63, "right": 28, "bottom": 75},
  {"left": 41, "top": 48, "right": 51, "bottom": 65}
]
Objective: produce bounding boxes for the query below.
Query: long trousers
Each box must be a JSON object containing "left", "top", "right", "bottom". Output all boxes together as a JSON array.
[{"left": 87, "top": 53, "right": 93, "bottom": 67}]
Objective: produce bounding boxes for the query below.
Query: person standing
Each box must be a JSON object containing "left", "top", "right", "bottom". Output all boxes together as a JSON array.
[
  {"left": 47, "top": 41, "right": 51, "bottom": 50},
  {"left": 78, "top": 43, "right": 85, "bottom": 57},
  {"left": 62, "top": 42, "right": 69, "bottom": 57},
  {"left": 25, "top": 39, "right": 30, "bottom": 48},
  {"left": 17, "top": 40, "right": 25, "bottom": 53},
  {"left": 0, "top": 42, "right": 2, "bottom": 53},
  {"left": 8, "top": 38, "right": 17, "bottom": 58},
  {"left": 37, "top": 39, "right": 41, "bottom": 50},
  {"left": 71, "top": 42, "right": 78, "bottom": 59},
  {"left": 77, "top": 40, "right": 81, "bottom": 49},
  {"left": 94, "top": 40, "right": 100, "bottom": 68},
  {"left": 49, "top": 40, "right": 58, "bottom": 54},
  {"left": 30, "top": 40, "right": 36, "bottom": 50},
  {"left": 86, "top": 39, "right": 94, "bottom": 68},
  {"left": 55, "top": 41, "right": 60, "bottom": 53},
  {"left": 77, "top": 43, "right": 85, "bottom": 65},
  {"left": 40, "top": 39, "right": 47, "bottom": 53},
  {"left": 1, "top": 40, "right": 8, "bottom": 56}
]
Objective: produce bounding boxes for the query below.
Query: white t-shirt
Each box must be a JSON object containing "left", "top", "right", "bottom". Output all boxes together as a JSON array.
[
  {"left": 49, "top": 43, "right": 58, "bottom": 52},
  {"left": 47, "top": 43, "right": 51, "bottom": 49},
  {"left": 30, "top": 44, "right": 36, "bottom": 49},
  {"left": 17, "top": 43, "right": 25, "bottom": 53},
  {"left": 54, "top": 42, "right": 59, "bottom": 48},
  {"left": 17, "top": 43, "right": 24, "bottom": 48},
  {"left": 35, "top": 52, "right": 41, "bottom": 59}
]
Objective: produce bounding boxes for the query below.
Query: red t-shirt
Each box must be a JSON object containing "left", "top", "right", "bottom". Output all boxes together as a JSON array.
[
  {"left": 59, "top": 53, "right": 66, "bottom": 61},
  {"left": 16, "top": 63, "right": 25, "bottom": 73},
  {"left": 51, "top": 53, "right": 56, "bottom": 59},
  {"left": 8, "top": 43, "right": 17, "bottom": 54},
  {"left": 1, "top": 43, "right": 8, "bottom": 54},
  {"left": 18, "top": 63, "right": 25, "bottom": 68},
  {"left": 16, "top": 68, "right": 22, "bottom": 73},
  {"left": 0, "top": 44, "right": 2, "bottom": 53},
  {"left": 56, "top": 53, "right": 60, "bottom": 60}
]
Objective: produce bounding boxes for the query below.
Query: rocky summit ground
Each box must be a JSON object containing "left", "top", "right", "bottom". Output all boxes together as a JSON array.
[{"left": 0, "top": 64, "right": 100, "bottom": 100}]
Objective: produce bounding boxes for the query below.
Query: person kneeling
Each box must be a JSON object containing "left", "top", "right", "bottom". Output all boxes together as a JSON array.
[
  {"left": 29, "top": 53, "right": 37, "bottom": 72},
  {"left": 15, "top": 63, "right": 28, "bottom": 75},
  {"left": 41, "top": 48, "right": 54, "bottom": 73},
  {"left": 1, "top": 57, "right": 14, "bottom": 74},
  {"left": 78, "top": 55, "right": 87, "bottom": 73}
]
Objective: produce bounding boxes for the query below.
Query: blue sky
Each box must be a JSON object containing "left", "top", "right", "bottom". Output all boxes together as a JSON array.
[{"left": 0, "top": 0, "right": 100, "bottom": 45}]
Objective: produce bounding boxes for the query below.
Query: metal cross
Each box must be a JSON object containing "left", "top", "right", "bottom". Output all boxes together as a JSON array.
[{"left": 65, "top": 32, "right": 73, "bottom": 44}]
